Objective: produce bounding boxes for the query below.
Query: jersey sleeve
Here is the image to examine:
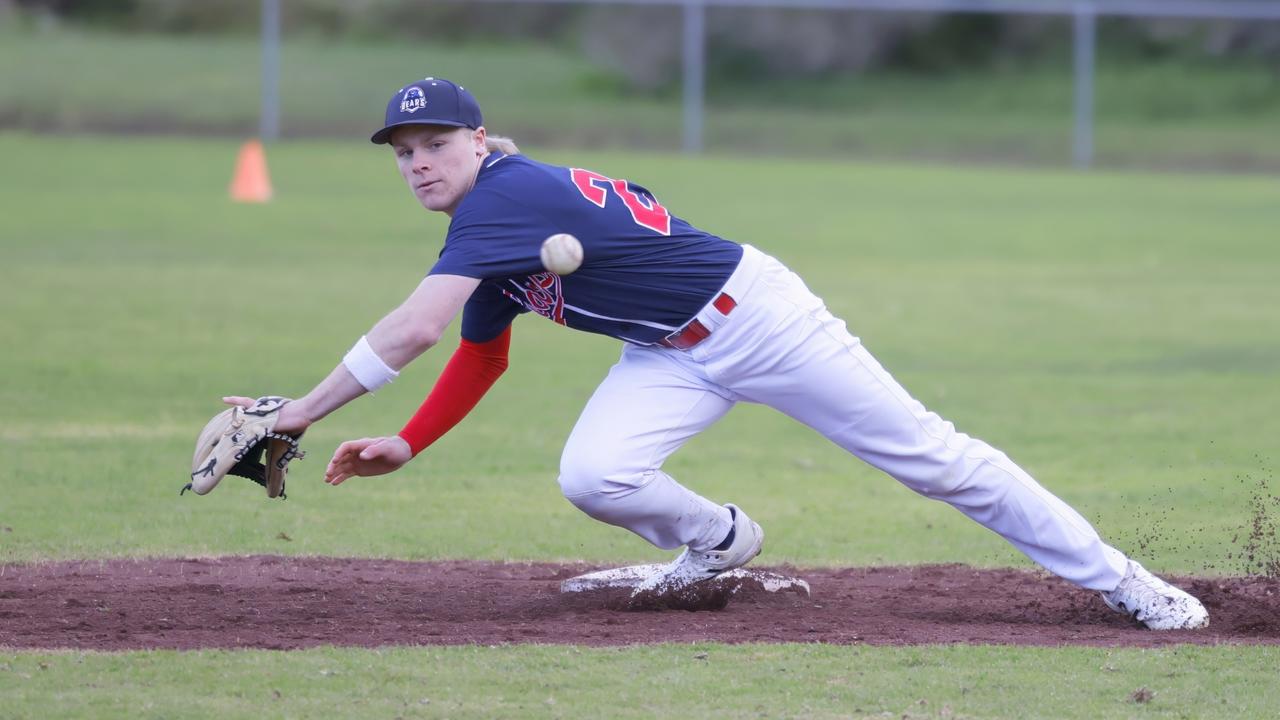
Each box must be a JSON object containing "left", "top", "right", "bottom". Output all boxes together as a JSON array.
[
  {"left": 459, "top": 282, "right": 526, "bottom": 343},
  {"left": 429, "top": 188, "right": 548, "bottom": 279},
  {"left": 397, "top": 326, "right": 512, "bottom": 457}
]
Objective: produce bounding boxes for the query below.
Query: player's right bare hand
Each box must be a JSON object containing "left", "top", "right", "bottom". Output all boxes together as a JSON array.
[{"left": 324, "top": 436, "right": 412, "bottom": 485}]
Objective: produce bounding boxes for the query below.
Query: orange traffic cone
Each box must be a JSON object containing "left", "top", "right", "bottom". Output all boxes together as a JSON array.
[{"left": 229, "top": 139, "right": 273, "bottom": 203}]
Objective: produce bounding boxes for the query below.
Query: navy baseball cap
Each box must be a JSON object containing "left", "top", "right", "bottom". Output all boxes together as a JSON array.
[{"left": 370, "top": 77, "right": 483, "bottom": 145}]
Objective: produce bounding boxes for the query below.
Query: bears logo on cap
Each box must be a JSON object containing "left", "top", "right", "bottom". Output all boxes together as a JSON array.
[{"left": 399, "top": 86, "right": 427, "bottom": 114}]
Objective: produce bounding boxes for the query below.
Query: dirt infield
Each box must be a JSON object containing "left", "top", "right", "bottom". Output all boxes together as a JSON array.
[{"left": 1, "top": 556, "right": 1277, "bottom": 651}]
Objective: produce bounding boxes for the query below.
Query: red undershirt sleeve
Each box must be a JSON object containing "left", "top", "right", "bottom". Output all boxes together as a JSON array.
[{"left": 397, "top": 326, "right": 511, "bottom": 457}]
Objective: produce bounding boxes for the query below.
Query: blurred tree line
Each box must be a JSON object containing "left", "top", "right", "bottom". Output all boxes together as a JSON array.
[{"left": 10, "top": 0, "right": 1280, "bottom": 93}]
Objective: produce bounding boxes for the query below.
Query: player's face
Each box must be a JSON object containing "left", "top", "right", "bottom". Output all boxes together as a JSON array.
[{"left": 391, "top": 125, "right": 487, "bottom": 216}]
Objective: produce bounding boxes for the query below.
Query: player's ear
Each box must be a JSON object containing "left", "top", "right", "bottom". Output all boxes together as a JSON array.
[{"left": 472, "top": 127, "right": 487, "bottom": 155}]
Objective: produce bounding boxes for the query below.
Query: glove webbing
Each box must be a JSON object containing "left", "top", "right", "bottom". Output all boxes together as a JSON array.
[{"left": 266, "top": 431, "right": 306, "bottom": 465}]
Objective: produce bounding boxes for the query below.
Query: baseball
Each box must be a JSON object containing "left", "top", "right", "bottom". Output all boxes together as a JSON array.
[{"left": 540, "top": 233, "right": 583, "bottom": 275}]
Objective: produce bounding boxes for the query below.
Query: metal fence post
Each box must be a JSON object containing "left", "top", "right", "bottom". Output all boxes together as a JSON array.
[
  {"left": 682, "top": 0, "right": 706, "bottom": 153},
  {"left": 1072, "top": 2, "right": 1095, "bottom": 169},
  {"left": 260, "top": 0, "right": 281, "bottom": 142}
]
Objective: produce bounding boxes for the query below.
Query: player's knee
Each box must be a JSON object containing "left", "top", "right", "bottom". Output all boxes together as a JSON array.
[
  {"left": 906, "top": 467, "right": 969, "bottom": 498},
  {"left": 557, "top": 446, "right": 615, "bottom": 499},
  {"left": 558, "top": 443, "right": 651, "bottom": 502},
  {"left": 897, "top": 442, "right": 1007, "bottom": 498}
]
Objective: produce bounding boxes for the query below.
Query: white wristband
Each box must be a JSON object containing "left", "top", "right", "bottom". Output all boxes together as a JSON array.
[{"left": 342, "top": 335, "right": 399, "bottom": 392}]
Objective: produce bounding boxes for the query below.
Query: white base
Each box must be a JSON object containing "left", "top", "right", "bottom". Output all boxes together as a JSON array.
[{"left": 561, "top": 563, "right": 810, "bottom": 597}]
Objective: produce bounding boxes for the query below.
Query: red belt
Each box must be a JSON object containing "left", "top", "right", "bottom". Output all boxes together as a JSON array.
[{"left": 657, "top": 293, "right": 737, "bottom": 350}]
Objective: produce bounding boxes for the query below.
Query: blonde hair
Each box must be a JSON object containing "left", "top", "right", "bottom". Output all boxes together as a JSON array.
[{"left": 485, "top": 134, "right": 520, "bottom": 155}]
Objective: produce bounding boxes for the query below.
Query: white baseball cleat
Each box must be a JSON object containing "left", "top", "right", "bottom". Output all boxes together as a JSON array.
[
  {"left": 1100, "top": 560, "right": 1209, "bottom": 630},
  {"left": 630, "top": 503, "right": 764, "bottom": 600}
]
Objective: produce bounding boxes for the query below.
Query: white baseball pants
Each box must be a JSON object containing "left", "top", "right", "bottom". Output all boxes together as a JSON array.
[{"left": 558, "top": 246, "right": 1129, "bottom": 591}]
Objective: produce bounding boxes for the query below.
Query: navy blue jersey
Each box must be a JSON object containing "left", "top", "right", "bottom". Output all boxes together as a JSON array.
[{"left": 429, "top": 153, "right": 742, "bottom": 344}]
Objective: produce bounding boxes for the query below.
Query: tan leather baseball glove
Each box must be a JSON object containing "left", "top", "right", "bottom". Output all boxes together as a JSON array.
[{"left": 183, "top": 396, "right": 305, "bottom": 499}]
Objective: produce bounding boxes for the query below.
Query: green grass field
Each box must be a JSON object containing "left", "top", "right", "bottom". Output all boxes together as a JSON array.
[
  {"left": 1, "top": 132, "right": 1278, "bottom": 717},
  {"left": 3, "top": 24, "right": 1279, "bottom": 169}
]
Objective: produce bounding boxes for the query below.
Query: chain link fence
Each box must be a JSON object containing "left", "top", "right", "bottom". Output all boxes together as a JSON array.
[{"left": 3, "top": 0, "right": 1278, "bottom": 170}]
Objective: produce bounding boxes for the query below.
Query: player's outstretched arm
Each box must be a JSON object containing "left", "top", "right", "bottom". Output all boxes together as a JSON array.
[
  {"left": 363, "top": 274, "right": 482, "bottom": 370},
  {"left": 322, "top": 323, "right": 513, "bottom": 486},
  {"left": 223, "top": 274, "right": 481, "bottom": 436}
]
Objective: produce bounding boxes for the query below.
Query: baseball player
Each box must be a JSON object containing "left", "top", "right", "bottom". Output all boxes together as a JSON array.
[{"left": 229, "top": 76, "right": 1208, "bottom": 629}]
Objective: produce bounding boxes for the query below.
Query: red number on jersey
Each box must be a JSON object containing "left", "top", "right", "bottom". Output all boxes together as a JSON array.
[{"left": 570, "top": 168, "right": 672, "bottom": 236}]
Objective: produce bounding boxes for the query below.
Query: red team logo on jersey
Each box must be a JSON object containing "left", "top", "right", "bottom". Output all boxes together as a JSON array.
[{"left": 503, "top": 272, "right": 566, "bottom": 325}]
